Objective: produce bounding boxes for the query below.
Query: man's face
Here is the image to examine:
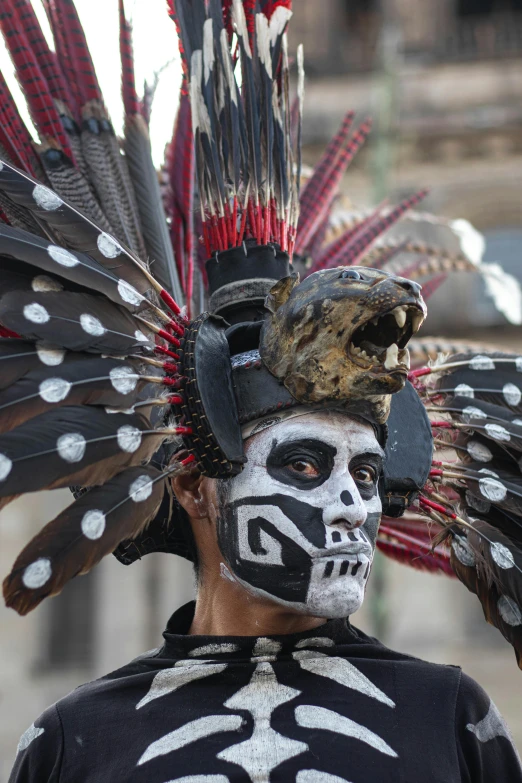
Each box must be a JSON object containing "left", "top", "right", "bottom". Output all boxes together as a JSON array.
[{"left": 215, "top": 412, "right": 383, "bottom": 618}]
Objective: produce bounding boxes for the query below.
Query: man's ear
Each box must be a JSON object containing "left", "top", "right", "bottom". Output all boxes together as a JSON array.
[{"left": 170, "top": 468, "right": 208, "bottom": 520}]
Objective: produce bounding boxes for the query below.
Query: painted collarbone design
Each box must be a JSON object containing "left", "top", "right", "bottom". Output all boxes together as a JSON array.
[{"left": 260, "top": 267, "right": 426, "bottom": 420}]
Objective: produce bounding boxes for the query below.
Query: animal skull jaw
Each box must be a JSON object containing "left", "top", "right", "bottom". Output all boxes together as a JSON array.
[{"left": 347, "top": 303, "right": 425, "bottom": 375}]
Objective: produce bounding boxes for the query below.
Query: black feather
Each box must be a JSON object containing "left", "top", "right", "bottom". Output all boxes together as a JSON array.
[
  {"left": 3, "top": 466, "right": 166, "bottom": 615},
  {"left": 0, "top": 339, "right": 68, "bottom": 389},
  {"left": 0, "top": 160, "right": 154, "bottom": 294},
  {"left": 0, "top": 223, "right": 149, "bottom": 311},
  {"left": 450, "top": 520, "right": 522, "bottom": 669},
  {"left": 436, "top": 353, "right": 522, "bottom": 415},
  {"left": 0, "top": 405, "right": 167, "bottom": 506},
  {"left": 0, "top": 291, "right": 153, "bottom": 354},
  {"left": 0, "top": 356, "right": 152, "bottom": 432},
  {"left": 123, "top": 115, "right": 183, "bottom": 302}
]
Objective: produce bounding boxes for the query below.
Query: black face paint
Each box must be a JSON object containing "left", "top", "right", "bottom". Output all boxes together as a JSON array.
[
  {"left": 231, "top": 494, "right": 328, "bottom": 549},
  {"left": 349, "top": 452, "right": 383, "bottom": 501},
  {"left": 363, "top": 512, "right": 381, "bottom": 549},
  {"left": 266, "top": 438, "right": 337, "bottom": 490},
  {"left": 340, "top": 490, "right": 354, "bottom": 506},
  {"left": 323, "top": 561, "right": 334, "bottom": 578}
]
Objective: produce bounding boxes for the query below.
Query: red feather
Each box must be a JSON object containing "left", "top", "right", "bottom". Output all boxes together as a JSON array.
[
  {"left": 167, "top": 0, "right": 188, "bottom": 80},
  {"left": 295, "top": 119, "right": 372, "bottom": 256},
  {"left": 305, "top": 205, "right": 331, "bottom": 262},
  {"left": 0, "top": 2, "right": 73, "bottom": 156},
  {"left": 310, "top": 203, "right": 389, "bottom": 273},
  {"left": 48, "top": 0, "right": 103, "bottom": 106},
  {"left": 11, "top": 0, "right": 73, "bottom": 108},
  {"left": 340, "top": 189, "right": 429, "bottom": 267},
  {"left": 42, "top": 0, "right": 81, "bottom": 119},
  {"left": 0, "top": 70, "right": 41, "bottom": 175},
  {"left": 222, "top": 0, "right": 233, "bottom": 35},
  {"left": 417, "top": 272, "right": 447, "bottom": 300},
  {"left": 119, "top": 0, "right": 140, "bottom": 117},
  {"left": 296, "top": 111, "right": 355, "bottom": 254},
  {"left": 378, "top": 517, "right": 455, "bottom": 577}
]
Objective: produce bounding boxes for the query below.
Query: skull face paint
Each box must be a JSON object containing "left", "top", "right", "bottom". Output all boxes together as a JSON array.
[{"left": 216, "top": 412, "right": 383, "bottom": 618}]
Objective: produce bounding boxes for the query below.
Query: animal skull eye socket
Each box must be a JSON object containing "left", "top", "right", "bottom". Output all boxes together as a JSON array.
[{"left": 340, "top": 269, "right": 362, "bottom": 280}]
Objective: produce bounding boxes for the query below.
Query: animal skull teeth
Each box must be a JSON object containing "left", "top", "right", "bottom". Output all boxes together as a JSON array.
[
  {"left": 393, "top": 306, "right": 407, "bottom": 329},
  {"left": 384, "top": 343, "right": 399, "bottom": 369},
  {"left": 349, "top": 304, "right": 424, "bottom": 372}
]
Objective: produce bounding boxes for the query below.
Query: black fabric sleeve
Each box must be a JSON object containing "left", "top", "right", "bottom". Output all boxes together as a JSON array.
[
  {"left": 456, "top": 671, "right": 522, "bottom": 782},
  {"left": 8, "top": 703, "right": 64, "bottom": 783}
]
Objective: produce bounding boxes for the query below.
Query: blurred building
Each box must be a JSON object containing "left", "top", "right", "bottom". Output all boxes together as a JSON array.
[
  {"left": 289, "top": 0, "right": 522, "bottom": 332},
  {"left": 2, "top": 0, "right": 522, "bottom": 776}
]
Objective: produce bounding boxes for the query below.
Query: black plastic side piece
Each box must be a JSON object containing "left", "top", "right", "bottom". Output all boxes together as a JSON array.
[
  {"left": 381, "top": 381, "right": 433, "bottom": 517},
  {"left": 180, "top": 314, "right": 245, "bottom": 477}
]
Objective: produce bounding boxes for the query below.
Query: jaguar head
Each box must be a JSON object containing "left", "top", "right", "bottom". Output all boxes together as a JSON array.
[{"left": 260, "top": 266, "right": 426, "bottom": 422}]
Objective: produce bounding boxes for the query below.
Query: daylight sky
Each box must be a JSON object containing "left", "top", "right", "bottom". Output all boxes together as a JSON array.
[{"left": 0, "top": 0, "right": 183, "bottom": 166}]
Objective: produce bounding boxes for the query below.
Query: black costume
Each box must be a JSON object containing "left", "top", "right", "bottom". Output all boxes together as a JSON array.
[{"left": 9, "top": 602, "right": 522, "bottom": 783}]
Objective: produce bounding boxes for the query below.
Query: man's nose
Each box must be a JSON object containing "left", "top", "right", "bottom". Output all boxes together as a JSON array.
[{"left": 322, "top": 485, "right": 368, "bottom": 530}]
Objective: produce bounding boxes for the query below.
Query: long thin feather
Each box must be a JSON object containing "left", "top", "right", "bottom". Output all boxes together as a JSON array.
[
  {"left": 297, "top": 110, "right": 354, "bottom": 239},
  {"left": 0, "top": 2, "right": 74, "bottom": 158},
  {"left": 50, "top": 0, "right": 103, "bottom": 106},
  {"left": 0, "top": 355, "right": 151, "bottom": 432},
  {"left": 0, "top": 70, "right": 44, "bottom": 177},
  {"left": 12, "top": 0, "right": 73, "bottom": 108},
  {"left": 123, "top": 116, "right": 183, "bottom": 305},
  {"left": 0, "top": 290, "right": 153, "bottom": 354},
  {"left": 42, "top": 0, "right": 81, "bottom": 120},
  {"left": 118, "top": 0, "right": 140, "bottom": 117},
  {"left": 3, "top": 465, "right": 166, "bottom": 614},
  {"left": 294, "top": 120, "right": 373, "bottom": 256},
  {"left": 340, "top": 189, "right": 429, "bottom": 267},
  {"left": 167, "top": 90, "right": 195, "bottom": 304},
  {"left": 0, "top": 405, "right": 171, "bottom": 508},
  {"left": 0, "top": 160, "right": 162, "bottom": 296}
]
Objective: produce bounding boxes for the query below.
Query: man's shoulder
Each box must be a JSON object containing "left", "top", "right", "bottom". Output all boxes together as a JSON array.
[
  {"left": 346, "top": 624, "right": 463, "bottom": 680},
  {"left": 54, "top": 646, "right": 165, "bottom": 715}
]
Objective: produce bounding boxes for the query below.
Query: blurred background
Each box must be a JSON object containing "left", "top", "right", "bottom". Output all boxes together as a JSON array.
[{"left": 1, "top": 0, "right": 522, "bottom": 778}]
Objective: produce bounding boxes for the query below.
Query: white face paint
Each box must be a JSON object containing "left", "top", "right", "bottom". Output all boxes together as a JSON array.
[{"left": 216, "top": 412, "right": 383, "bottom": 619}]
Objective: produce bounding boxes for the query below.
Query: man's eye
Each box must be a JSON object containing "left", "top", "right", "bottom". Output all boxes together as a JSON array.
[
  {"left": 288, "top": 459, "right": 319, "bottom": 477},
  {"left": 352, "top": 465, "right": 376, "bottom": 484}
]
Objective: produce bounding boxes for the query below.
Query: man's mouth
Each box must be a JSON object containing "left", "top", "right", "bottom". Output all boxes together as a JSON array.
[
  {"left": 313, "top": 542, "right": 373, "bottom": 560},
  {"left": 315, "top": 552, "right": 372, "bottom": 579},
  {"left": 349, "top": 304, "right": 424, "bottom": 372}
]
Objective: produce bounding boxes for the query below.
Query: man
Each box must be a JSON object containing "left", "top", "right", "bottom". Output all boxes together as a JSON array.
[
  {"left": 2, "top": 0, "right": 522, "bottom": 780},
  {"left": 9, "top": 406, "right": 522, "bottom": 781}
]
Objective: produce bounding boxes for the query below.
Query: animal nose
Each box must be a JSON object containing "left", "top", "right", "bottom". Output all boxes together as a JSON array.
[{"left": 396, "top": 277, "right": 422, "bottom": 298}]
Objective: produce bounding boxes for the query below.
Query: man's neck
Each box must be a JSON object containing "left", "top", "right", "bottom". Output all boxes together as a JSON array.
[{"left": 189, "top": 563, "right": 327, "bottom": 637}]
